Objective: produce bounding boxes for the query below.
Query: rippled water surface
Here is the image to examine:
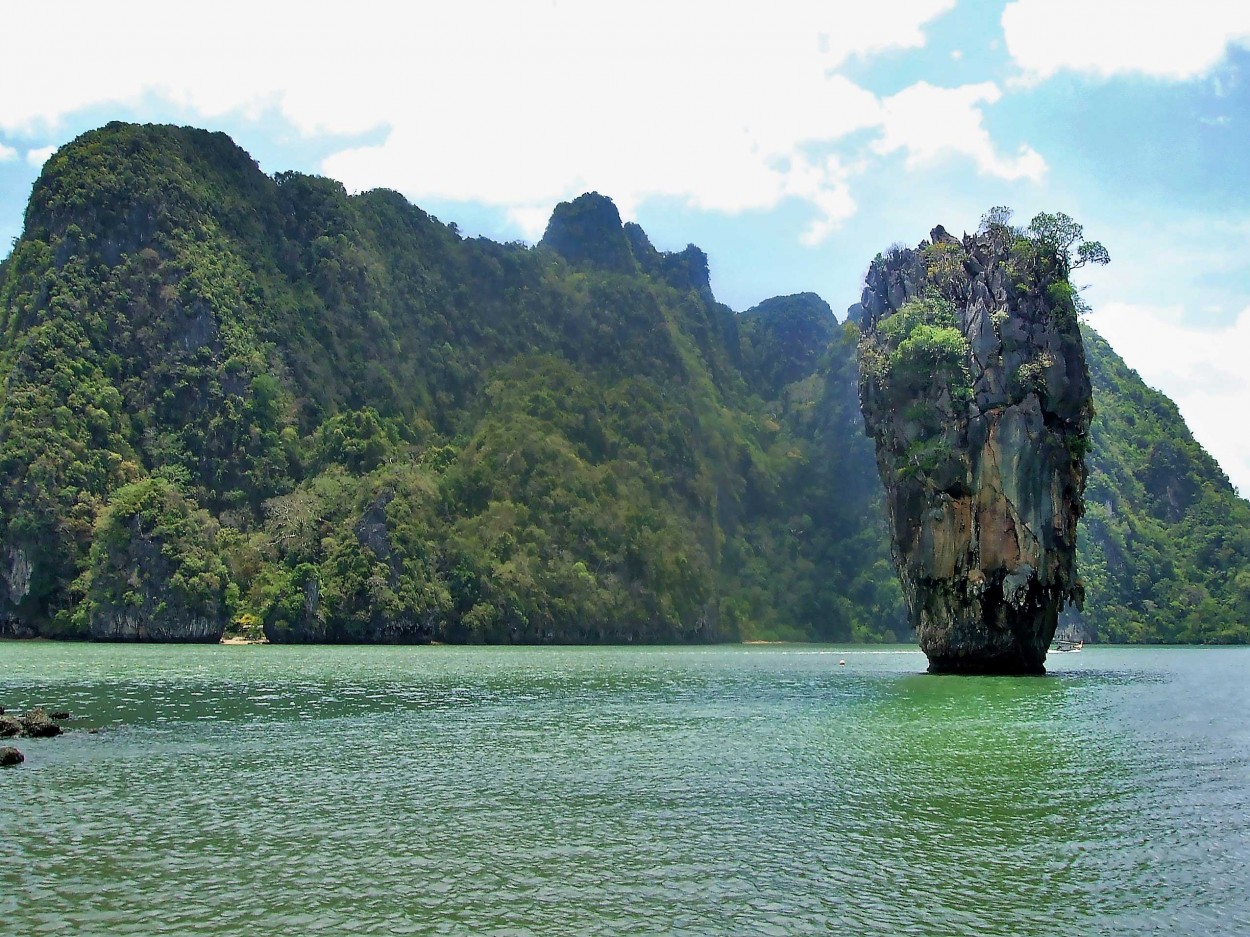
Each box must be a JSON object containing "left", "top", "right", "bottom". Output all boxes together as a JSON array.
[{"left": 2, "top": 643, "right": 1249, "bottom": 935}]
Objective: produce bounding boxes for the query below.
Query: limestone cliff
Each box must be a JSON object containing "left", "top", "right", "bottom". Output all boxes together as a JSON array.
[
  {"left": 80, "top": 478, "right": 230, "bottom": 643},
  {"left": 856, "top": 225, "right": 1092, "bottom": 674},
  {"left": 262, "top": 490, "right": 444, "bottom": 644}
]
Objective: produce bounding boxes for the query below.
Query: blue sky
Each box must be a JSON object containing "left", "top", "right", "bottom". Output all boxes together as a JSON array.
[{"left": 1, "top": 0, "right": 1248, "bottom": 493}]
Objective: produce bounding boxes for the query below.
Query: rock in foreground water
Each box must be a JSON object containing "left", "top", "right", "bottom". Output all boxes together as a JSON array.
[
  {"left": 19, "top": 708, "right": 64, "bottom": 737},
  {"left": 856, "top": 224, "right": 1092, "bottom": 674}
]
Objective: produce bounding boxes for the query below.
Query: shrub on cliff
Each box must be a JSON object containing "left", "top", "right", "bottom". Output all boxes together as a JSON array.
[{"left": 860, "top": 294, "right": 971, "bottom": 408}]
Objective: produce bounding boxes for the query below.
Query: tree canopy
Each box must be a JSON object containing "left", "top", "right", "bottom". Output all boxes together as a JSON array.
[{"left": 1028, "top": 211, "right": 1111, "bottom": 271}]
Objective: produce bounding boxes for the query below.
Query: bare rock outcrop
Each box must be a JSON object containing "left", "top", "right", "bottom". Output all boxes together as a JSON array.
[{"left": 856, "top": 225, "right": 1092, "bottom": 674}]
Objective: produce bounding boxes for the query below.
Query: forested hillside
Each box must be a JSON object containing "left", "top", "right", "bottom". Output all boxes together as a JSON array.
[
  {"left": 0, "top": 122, "right": 1245, "bottom": 643},
  {"left": 1073, "top": 329, "right": 1250, "bottom": 642}
]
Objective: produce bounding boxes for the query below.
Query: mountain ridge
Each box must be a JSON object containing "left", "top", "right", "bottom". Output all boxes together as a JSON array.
[{"left": 0, "top": 121, "right": 1245, "bottom": 644}]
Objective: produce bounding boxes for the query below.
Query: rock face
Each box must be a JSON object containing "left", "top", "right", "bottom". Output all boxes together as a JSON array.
[
  {"left": 856, "top": 225, "right": 1092, "bottom": 674},
  {"left": 0, "top": 547, "right": 39, "bottom": 637}
]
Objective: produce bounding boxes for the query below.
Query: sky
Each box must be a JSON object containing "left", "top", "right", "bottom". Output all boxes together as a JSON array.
[{"left": 1, "top": 0, "right": 1249, "bottom": 494}]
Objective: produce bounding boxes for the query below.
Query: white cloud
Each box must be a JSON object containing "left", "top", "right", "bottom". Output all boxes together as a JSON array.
[
  {"left": 0, "top": 141, "right": 15, "bottom": 162},
  {"left": 1089, "top": 303, "right": 1250, "bottom": 497},
  {"left": 1003, "top": 0, "right": 1250, "bottom": 81},
  {"left": 872, "top": 81, "right": 1047, "bottom": 182},
  {"left": 317, "top": 24, "right": 889, "bottom": 242},
  {"left": 1075, "top": 211, "right": 1250, "bottom": 319},
  {"left": 25, "top": 145, "right": 55, "bottom": 167},
  {"left": 786, "top": 155, "right": 858, "bottom": 247},
  {"left": 506, "top": 206, "right": 556, "bottom": 243},
  {"left": 0, "top": 0, "right": 965, "bottom": 243}
]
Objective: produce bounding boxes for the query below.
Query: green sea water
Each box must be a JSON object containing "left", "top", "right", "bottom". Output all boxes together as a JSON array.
[{"left": 2, "top": 643, "right": 1248, "bottom": 935}]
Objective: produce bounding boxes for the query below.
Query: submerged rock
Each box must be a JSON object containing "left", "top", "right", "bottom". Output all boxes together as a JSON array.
[{"left": 857, "top": 225, "right": 1092, "bottom": 674}]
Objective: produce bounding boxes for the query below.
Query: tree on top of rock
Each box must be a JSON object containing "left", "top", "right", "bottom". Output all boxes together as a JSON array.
[
  {"left": 979, "top": 206, "right": 1110, "bottom": 271},
  {"left": 1027, "top": 211, "right": 1110, "bottom": 271}
]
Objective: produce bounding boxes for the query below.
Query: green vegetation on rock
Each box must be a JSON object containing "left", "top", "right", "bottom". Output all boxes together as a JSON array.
[
  {"left": 78, "top": 476, "right": 230, "bottom": 641},
  {"left": 0, "top": 123, "right": 1245, "bottom": 645}
]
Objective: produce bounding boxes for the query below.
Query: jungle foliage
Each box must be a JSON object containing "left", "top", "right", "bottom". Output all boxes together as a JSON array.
[
  {"left": 1072, "top": 329, "right": 1250, "bottom": 643},
  {"left": 0, "top": 123, "right": 900, "bottom": 644},
  {"left": 0, "top": 123, "right": 1245, "bottom": 644}
]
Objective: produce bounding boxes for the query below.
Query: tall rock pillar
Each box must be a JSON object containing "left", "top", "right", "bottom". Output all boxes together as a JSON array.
[{"left": 856, "top": 225, "right": 1092, "bottom": 674}]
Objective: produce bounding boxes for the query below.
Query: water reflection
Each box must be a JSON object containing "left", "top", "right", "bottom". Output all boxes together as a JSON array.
[{"left": 806, "top": 658, "right": 1248, "bottom": 935}]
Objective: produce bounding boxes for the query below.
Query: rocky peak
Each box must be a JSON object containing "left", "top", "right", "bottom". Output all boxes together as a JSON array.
[
  {"left": 625, "top": 222, "right": 714, "bottom": 297},
  {"left": 857, "top": 225, "right": 1092, "bottom": 674},
  {"left": 740, "top": 293, "right": 838, "bottom": 393},
  {"left": 541, "top": 196, "right": 714, "bottom": 298},
  {"left": 540, "top": 192, "right": 638, "bottom": 274}
]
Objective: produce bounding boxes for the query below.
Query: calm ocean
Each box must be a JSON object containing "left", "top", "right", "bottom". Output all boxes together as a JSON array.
[{"left": 3, "top": 642, "right": 1248, "bottom": 935}]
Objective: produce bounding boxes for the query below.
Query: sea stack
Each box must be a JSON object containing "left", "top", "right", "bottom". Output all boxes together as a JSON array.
[{"left": 856, "top": 222, "right": 1092, "bottom": 674}]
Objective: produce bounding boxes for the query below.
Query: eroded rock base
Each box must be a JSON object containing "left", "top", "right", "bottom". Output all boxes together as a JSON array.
[{"left": 926, "top": 652, "right": 1046, "bottom": 676}]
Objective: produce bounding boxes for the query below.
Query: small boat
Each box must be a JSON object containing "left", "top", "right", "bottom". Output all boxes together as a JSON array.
[{"left": 1051, "top": 627, "right": 1084, "bottom": 652}]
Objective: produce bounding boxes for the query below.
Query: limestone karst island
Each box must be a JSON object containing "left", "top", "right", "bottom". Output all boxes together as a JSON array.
[
  {"left": 1, "top": 124, "right": 1248, "bottom": 666},
  {"left": 857, "top": 220, "right": 1093, "bottom": 674}
]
